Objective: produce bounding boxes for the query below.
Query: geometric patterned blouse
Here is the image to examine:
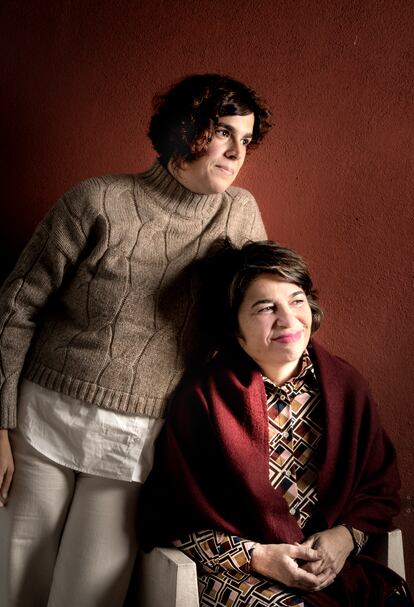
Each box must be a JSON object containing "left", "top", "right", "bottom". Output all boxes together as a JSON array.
[
  {"left": 173, "top": 352, "right": 367, "bottom": 607},
  {"left": 265, "top": 350, "right": 322, "bottom": 530}
]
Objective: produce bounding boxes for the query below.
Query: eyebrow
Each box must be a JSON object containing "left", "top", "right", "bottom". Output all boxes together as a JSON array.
[
  {"left": 251, "top": 299, "right": 273, "bottom": 309},
  {"left": 216, "top": 121, "right": 253, "bottom": 139},
  {"left": 251, "top": 290, "right": 305, "bottom": 308}
]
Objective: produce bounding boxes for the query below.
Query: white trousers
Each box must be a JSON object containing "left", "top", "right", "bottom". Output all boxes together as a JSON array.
[{"left": 0, "top": 430, "right": 142, "bottom": 607}]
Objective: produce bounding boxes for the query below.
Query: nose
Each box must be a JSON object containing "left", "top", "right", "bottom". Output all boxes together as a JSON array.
[
  {"left": 274, "top": 305, "right": 295, "bottom": 327},
  {"left": 224, "top": 137, "right": 244, "bottom": 161}
]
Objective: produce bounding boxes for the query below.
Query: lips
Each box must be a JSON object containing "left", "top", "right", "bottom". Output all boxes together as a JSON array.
[
  {"left": 273, "top": 330, "right": 303, "bottom": 344},
  {"left": 215, "top": 164, "right": 234, "bottom": 176}
]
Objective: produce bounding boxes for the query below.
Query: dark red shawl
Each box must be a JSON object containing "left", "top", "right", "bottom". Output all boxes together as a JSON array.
[{"left": 139, "top": 341, "right": 407, "bottom": 606}]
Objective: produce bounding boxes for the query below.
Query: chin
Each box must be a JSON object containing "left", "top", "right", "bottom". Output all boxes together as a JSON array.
[
  {"left": 278, "top": 347, "right": 306, "bottom": 364},
  {"left": 208, "top": 179, "right": 233, "bottom": 193}
]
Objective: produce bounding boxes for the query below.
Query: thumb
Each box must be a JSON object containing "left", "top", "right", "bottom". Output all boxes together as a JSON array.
[
  {"left": 293, "top": 543, "right": 321, "bottom": 562},
  {"left": 296, "top": 537, "right": 314, "bottom": 548}
]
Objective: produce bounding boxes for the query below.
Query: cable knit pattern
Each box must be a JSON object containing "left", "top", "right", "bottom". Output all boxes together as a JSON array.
[{"left": 0, "top": 161, "right": 266, "bottom": 428}]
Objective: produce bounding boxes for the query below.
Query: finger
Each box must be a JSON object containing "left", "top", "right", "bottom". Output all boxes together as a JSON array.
[
  {"left": 310, "top": 567, "right": 336, "bottom": 591},
  {"left": 0, "top": 467, "right": 13, "bottom": 506},
  {"left": 299, "top": 538, "right": 314, "bottom": 548},
  {"left": 292, "top": 566, "right": 329, "bottom": 590},
  {"left": 0, "top": 480, "right": 6, "bottom": 507},
  {"left": 301, "top": 559, "right": 324, "bottom": 575},
  {"left": 0, "top": 473, "right": 4, "bottom": 505},
  {"left": 313, "top": 573, "right": 337, "bottom": 592},
  {"left": 292, "top": 544, "right": 321, "bottom": 562}
]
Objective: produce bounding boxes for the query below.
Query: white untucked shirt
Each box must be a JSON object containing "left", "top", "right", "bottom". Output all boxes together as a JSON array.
[{"left": 17, "top": 380, "right": 164, "bottom": 483}]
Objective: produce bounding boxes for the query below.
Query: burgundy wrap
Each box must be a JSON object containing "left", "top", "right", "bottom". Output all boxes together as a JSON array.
[{"left": 139, "top": 341, "right": 406, "bottom": 606}]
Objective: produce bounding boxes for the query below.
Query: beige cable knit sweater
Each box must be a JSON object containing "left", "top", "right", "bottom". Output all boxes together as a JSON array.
[{"left": 0, "top": 161, "right": 267, "bottom": 428}]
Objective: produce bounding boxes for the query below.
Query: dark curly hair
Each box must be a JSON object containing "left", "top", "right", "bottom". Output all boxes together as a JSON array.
[
  {"left": 148, "top": 73, "right": 272, "bottom": 167},
  {"left": 198, "top": 239, "right": 323, "bottom": 354}
]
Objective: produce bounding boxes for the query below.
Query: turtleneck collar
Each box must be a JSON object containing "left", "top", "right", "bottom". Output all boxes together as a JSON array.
[{"left": 137, "top": 160, "right": 225, "bottom": 219}]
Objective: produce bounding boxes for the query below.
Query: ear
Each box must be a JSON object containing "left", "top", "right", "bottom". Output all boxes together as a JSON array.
[
  {"left": 168, "top": 156, "right": 187, "bottom": 174},
  {"left": 191, "top": 130, "right": 211, "bottom": 155},
  {"left": 236, "top": 332, "right": 245, "bottom": 345}
]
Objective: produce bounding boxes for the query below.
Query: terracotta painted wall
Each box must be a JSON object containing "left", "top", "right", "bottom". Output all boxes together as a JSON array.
[{"left": 1, "top": 0, "right": 413, "bottom": 591}]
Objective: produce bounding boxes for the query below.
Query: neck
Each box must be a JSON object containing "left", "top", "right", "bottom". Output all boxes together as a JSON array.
[
  {"left": 167, "top": 159, "right": 195, "bottom": 191},
  {"left": 258, "top": 359, "right": 302, "bottom": 386},
  {"left": 139, "top": 161, "right": 222, "bottom": 219}
]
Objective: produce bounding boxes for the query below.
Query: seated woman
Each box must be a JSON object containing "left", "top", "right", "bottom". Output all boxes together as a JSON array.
[{"left": 139, "top": 240, "right": 412, "bottom": 607}]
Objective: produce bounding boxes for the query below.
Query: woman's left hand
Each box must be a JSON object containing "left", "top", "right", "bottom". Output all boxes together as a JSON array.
[{"left": 300, "top": 526, "right": 354, "bottom": 578}]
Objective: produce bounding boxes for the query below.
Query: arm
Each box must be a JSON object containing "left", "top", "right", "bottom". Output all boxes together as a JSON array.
[
  {"left": 335, "top": 419, "right": 400, "bottom": 534},
  {"left": 173, "top": 529, "right": 335, "bottom": 591},
  {"left": 0, "top": 198, "right": 86, "bottom": 499},
  {"left": 0, "top": 429, "right": 13, "bottom": 506},
  {"left": 139, "top": 386, "right": 233, "bottom": 551},
  {"left": 314, "top": 344, "right": 401, "bottom": 534},
  {"left": 173, "top": 530, "right": 255, "bottom": 576},
  {"left": 0, "top": 194, "right": 89, "bottom": 429},
  {"left": 301, "top": 347, "right": 398, "bottom": 576}
]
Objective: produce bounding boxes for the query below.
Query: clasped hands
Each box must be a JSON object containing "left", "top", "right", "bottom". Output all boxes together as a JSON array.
[{"left": 251, "top": 526, "right": 354, "bottom": 592}]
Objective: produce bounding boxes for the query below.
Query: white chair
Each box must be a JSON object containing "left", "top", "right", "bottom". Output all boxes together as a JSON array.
[
  {"left": 137, "top": 546, "right": 199, "bottom": 607},
  {"left": 137, "top": 529, "right": 405, "bottom": 607},
  {"left": 363, "top": 528, "right": 406, "bottom": 580}
]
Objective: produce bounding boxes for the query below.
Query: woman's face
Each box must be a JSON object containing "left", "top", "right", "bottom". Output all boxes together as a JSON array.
[
  {"left": 169, "top": 113, "right": 255, "bottom": 194},
  {"left": 237, "top": 274, "right": 312, "bottom": 385}
]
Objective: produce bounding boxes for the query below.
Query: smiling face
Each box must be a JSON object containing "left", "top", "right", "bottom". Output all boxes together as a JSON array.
[
  {"left": 237, "top": 274, "right": 312, "bottom": 385},
  {"left": 168, "top": 113, "right": 255, "bottom": 194}
]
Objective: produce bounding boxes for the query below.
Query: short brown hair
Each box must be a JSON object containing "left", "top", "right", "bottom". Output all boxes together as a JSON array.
[{"left": 148, "top": 74, "right": 272, "bottom": 167}]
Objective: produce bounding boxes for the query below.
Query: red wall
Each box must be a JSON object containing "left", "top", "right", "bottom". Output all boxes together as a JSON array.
[{"left": 1, "top": 0, "right": 413, "bottom": 591}]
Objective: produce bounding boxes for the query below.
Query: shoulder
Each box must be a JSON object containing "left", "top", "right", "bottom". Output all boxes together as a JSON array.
[
  {"left": 311, "top": 340, "right": 372, "bottom": 395},
  {"left": 226, "top": 185, "right": 258, "bottom": 206},
  {"left": 51, "top": 173, "right": 137, "bottom": 227},
  {"left": 35, "top": 173, "right": 138, "bottom": 246},
  {"left": 61, "top": 173, "right": 136, "bottom": 207},
  {"left": 224, "top": 187, "right": 266, "bottom": 240},
  {"left": 171, "top": 346, "right": 260, "bottom": 415},
  {"left": 310, "top": 342, "right": 384, "bottom": 434}
]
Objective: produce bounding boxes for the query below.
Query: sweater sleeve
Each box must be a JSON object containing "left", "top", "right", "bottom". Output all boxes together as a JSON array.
[
  {"left": 246, "top": 193, "right": 267, "bottom": 241},
  {"left": 173, "top": 530, "right": 255, "bottom": 577},
  {"left": 0, "top": 192, "right": 90, "bottom": 428},
  {"left": 226, "top": 188, "right": 267, "bottom": 243}
]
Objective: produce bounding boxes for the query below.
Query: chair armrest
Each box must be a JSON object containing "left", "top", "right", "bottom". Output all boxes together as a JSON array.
[
  {"left": 363, "top": 529, "right": 406, "bottom": 580},
  {"left": 137, "top": 547, "right": 199, "bottom": 607}
]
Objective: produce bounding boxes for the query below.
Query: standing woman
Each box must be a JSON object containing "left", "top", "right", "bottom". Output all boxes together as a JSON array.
[{"left": 0, "top": 74, "right": 271, "bottom": 607}]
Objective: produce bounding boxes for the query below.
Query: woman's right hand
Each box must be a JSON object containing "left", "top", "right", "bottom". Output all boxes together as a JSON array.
[
  {"left": 251, "top": 542, "right": 336, "bottom": 592},
  {"left": 0, "top": 429, "right": 14, "bottom": 507}
]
